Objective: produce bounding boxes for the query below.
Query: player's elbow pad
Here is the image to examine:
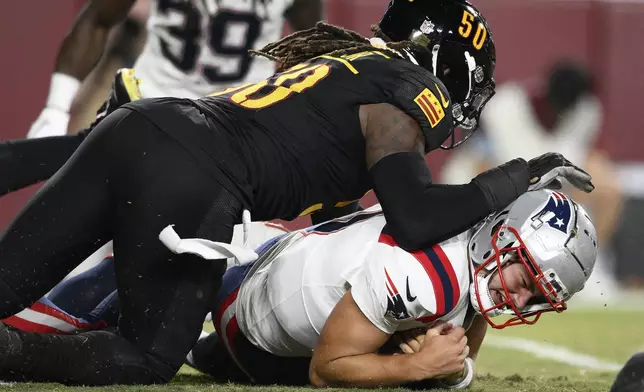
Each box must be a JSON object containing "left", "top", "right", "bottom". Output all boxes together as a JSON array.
[{"left": 369, "top": 153, "right": 529, "bottom": 250}]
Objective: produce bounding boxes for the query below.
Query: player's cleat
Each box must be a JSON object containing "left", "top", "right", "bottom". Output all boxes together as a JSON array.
[{"left": 87, "top": 68, "right": 143, "bottom": 130}]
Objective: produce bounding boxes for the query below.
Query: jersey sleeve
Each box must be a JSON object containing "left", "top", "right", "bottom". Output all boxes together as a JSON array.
[
  {"left": 390, "top": 63, "right": 454, "bottom": 151},
  {"left": 349, "top": 231, "right": 444, "bottom": 334},
  {"left": 355, "top": 55, "right": 454, "bottom": 152}
]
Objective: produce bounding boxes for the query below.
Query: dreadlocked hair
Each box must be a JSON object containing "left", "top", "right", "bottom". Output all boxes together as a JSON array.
[{"left": 250, "top": 22, "right": 430, "bottom": 72}]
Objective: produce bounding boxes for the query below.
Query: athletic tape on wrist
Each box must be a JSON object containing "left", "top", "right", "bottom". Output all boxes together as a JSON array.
[
  {"left": 45, "top": 73, "right": 81, "bottom": 112},
  {"left": 441, "top": 357, "right": 475, "bottom": 389}
]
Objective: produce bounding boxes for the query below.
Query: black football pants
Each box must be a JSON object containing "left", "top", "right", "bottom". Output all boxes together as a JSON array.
[{"left": 0, "top": 107, "right": 240, "bottom": 385}]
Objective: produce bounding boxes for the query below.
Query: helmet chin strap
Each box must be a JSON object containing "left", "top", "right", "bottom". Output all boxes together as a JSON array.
[
  {"left": 464, "top": 51, "right": 477, "bottom": 100},
  {"left": 403, "top": 49, "right": 419, "bottom": 65},
  {"left": 431, "top": 44, "right": 440, "bottom": 76}
]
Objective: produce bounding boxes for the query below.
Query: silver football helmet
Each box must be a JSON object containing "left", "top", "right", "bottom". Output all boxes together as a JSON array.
[{"left": 468, "top": 189, "right": 598, "bottom": 329}]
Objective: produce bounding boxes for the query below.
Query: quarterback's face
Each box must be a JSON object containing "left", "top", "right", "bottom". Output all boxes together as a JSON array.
[{"left": 487, "top": 262, "right": 538, "bottom": 310}]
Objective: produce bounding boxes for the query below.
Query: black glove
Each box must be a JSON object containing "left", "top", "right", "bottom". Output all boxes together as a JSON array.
[{"left": 528, "top": 153, "right": 594, "bottom": 193}]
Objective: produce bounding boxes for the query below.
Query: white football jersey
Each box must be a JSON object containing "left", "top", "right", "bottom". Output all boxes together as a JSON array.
[
  {"left": 134, "top": 0, "right": 295, "bottom": 99},
  {"left": 235, "top": 206, "right": 473, "bottom": 357}
]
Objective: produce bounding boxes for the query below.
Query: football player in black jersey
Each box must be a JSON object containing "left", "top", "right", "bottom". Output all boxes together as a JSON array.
[{"left": 0, "top": 0, "right": 593, "bottom": 385}]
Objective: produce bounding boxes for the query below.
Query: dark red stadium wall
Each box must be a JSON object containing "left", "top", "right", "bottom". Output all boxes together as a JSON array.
[
  {"left": 0, "top": 1, "right": 78, "bottom": 228},
  {"left": 0, "top": 0, "right": 642, "bottom": 228},
  {"left": 591, "top": 1, "right": 644, "bottom": 160}
]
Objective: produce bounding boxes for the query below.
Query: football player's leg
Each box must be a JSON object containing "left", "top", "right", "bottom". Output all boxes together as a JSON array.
[
  {"left": 0, "top": 108, "right": 240, "bottom": 385},
  {"left": 228, "top": 330, "right": 312, "bottom": 386},
  {"left": 2, "top": 256, "right": 118, "bottom": 333},
  {"left": 187, "top": 331, "right": 249, "bottom": 383},
  {"left": 188, "top": 263, "right": 255, "bottom": 381},
  {"left": 48, "top": 256, "right": 117, "bottom": 317},
  {"left": 105, "top": 170, "right": 239, "bottom": 385},
  {"left": 210, "top": 264, "right": 311, "bottom": 386},
  {"left": 0, "top": 110, "right": 132, "bottom": 317},
  {"left": 0, "top": 110, "right": 242, "bottom": 385}
]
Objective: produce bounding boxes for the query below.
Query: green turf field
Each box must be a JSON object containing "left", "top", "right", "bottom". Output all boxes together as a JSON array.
[{"left": 3, "top": 305, "right": 641, "bottom": 391}]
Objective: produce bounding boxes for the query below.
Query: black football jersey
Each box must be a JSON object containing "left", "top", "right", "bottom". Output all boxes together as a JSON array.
[{"left": 186, "top": 50, "right": 454, "bottom": 221}]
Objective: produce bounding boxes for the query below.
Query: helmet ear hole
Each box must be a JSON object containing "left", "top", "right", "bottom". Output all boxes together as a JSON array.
[{"left": 490, "top": 220, "right": 504, "bottom": 237}]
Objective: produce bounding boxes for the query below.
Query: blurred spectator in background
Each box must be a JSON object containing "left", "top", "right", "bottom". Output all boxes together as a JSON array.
[
  {"left": 442, "top": 60, "right": 623, "bottom": 302},
  {"left": 27, "top": 0, "right": 322, "bottom": 138},
  {"left": 67, "top": 0, "right": 150, "bottom": 131}
]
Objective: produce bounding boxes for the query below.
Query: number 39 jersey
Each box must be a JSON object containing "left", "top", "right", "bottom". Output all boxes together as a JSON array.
[{"left": 133, "top": 0, "right": 294, "bottom": 99}]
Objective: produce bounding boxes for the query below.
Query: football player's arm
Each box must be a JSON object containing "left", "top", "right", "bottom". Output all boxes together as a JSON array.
[
  {"left": 284, "top": 0, "right": 322, "bottom": 31},
  {"left": 309, "top": 290, "right": 427, "bottom": 387},
  {"left": 55, "top": 0, "right": 137, "bottom": 80},
  {"left": 27, "top": 0, "right": 136, "bottom": 139},
  {"left": 68, "top": 13, "right": 147, "bottom": 132},
  {"left": 465, "top": 315, "right": 487, "bottom": 361},
  {"left": 361, "top": 103, "right": 530, "bottom": 250}
]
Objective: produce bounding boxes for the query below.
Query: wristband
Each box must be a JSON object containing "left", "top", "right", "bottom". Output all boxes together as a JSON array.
[
  {"left": 45, "top": 73, "right": 81, "bottom": 112},
  {"left": 441, "top": 357, "right": 475, "bottom": 389}
]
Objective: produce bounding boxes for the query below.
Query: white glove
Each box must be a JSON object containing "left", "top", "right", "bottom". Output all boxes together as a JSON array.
[
  {"left": 26, "top": 107, "right": 70, "bottom": 138},
  {"left": 27, "top": 73, "right": 80, "bottom": 139}
]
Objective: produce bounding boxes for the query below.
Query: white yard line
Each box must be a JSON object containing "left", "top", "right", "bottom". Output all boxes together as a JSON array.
[{"left": 484, "top": 335, "right": 623, "bottom": 372}]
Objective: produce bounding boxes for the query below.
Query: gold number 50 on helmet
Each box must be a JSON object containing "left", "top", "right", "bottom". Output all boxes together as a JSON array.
[{"left": 377, "top": 0, "right": 496, "bottom": 149}]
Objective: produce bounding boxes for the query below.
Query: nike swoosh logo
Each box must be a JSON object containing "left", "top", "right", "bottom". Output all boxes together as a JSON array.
[
  {"left": 435, "top": 83, "right": 450, "bottom": 108},
  {"left": 406, "top": 276, "right": 417, "bottom": 302}
]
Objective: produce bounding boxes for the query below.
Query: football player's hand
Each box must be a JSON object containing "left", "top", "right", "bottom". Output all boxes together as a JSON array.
[
  {"left": 395, "top": 323, "right": 454, "bottom": 354},
  {"left": 394, "top": 327, "right": 427, "bottom": 354},
  {"left": 411, "top": 323, "right": 468, "bottom": 379},
  {"left": 528, "top": 152, "right": 594, "bottom": 193},
  {"left": 27, "top": 107, "right": 70, "bottom": 139}
]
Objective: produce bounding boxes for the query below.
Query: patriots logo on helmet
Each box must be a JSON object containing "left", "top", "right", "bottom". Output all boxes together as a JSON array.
[
  {"left": 384, "top": 268, "right": 410, "bottom": 320},
  {"left": 531, "top": 192, "right": 572, "bottom": 233}
]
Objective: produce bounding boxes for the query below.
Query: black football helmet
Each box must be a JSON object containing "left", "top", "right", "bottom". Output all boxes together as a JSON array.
[{"left": 378, "top": 0, "right": 496, "bottom": 149}]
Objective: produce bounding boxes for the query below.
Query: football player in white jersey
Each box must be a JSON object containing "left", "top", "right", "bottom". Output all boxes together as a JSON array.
[
  {"left": 0, "top": 190, "right": 598, "bottom": 388},
  {"left": 27, "top": 0, "right": 321, "bottom": 138}
]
